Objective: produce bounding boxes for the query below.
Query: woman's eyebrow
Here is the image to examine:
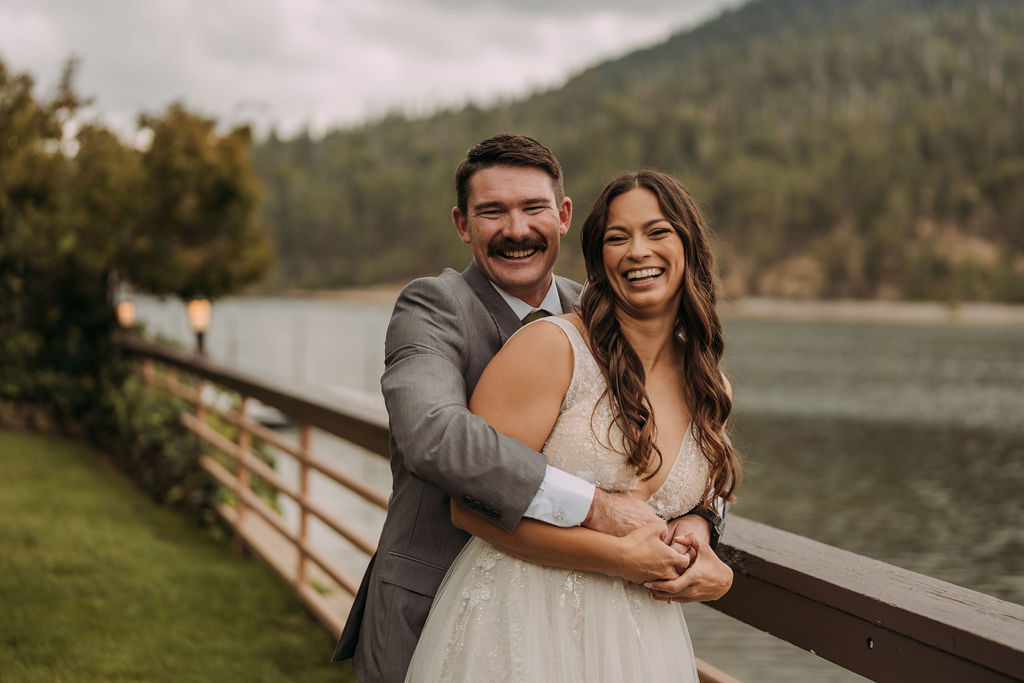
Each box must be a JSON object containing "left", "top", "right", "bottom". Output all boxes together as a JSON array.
[{"left": 605, "top": 217, "right": 669, "bottom": 231}]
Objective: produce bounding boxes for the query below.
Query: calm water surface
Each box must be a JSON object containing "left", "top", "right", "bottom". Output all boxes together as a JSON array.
[{"left": 134, "top": 296, "right": 1024, "bottom": 682}]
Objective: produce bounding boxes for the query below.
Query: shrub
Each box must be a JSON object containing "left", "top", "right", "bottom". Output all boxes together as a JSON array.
[{"left": 90, "top": 372, "right": 221, "bottom": 531}]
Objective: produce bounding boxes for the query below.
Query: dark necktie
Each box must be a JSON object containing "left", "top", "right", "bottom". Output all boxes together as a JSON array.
[{"left": 521, "top": 309, "right": 552, "bottom": 325}]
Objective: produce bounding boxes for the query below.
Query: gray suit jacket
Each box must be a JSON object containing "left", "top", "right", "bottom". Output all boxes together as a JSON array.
[{"left": 333, "top": 262, "right": 582, "bottom": 682}]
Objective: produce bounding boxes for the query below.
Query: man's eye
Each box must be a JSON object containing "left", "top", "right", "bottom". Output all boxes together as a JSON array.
[
  {"left": 524, "top": 205, "right": 547, "bottom": 214},
  {"left": 480, "top": 210, "right": 502, "bottom": 217}
]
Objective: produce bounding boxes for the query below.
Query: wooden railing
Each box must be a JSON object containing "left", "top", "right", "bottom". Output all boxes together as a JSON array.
[
  {"left": 119, "top": 337, "right": 1024, "bottom": 683},
  {"left": 123, "top": 336, "right": 390, "bottom": 637}
]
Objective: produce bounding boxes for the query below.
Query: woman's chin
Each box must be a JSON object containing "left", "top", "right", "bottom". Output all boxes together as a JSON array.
[{"left": 614, "top": 287, "right": 681, "bottom": 318}]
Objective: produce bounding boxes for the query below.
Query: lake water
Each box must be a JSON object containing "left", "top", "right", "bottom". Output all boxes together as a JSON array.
[{"left": 133, "top": 295, "right": 1024, "bottom": 682}]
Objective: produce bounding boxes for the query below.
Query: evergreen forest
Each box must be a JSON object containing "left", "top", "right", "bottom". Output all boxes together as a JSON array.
[{"left": 252, "top": 0, "right": 1024, "bottom": 302}]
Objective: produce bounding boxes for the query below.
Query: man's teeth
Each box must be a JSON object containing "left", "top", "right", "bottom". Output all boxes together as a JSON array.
[
  {"left": 626, "top": 268, "right": 663, "bottom": 281},
  {"left": 503, "top": 249, "right": 536, "bottom": 258}
]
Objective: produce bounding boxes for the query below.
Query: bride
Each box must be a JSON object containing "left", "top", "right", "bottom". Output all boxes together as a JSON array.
[{"left": 405, "top": 170, "right": 741, "bottom": 681}]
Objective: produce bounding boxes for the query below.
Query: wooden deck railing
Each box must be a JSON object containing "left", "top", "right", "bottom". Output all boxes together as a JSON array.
[
  {"left": 123, "top": 336, "right": 390, "bottom": 637},
  {"left": 119, "top": 337, "right": 1024, "bottom": 683}
]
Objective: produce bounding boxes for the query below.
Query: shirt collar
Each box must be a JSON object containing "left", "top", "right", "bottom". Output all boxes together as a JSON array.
[{"left": 490, "top": 278, "right": 563, "bottom": 321}]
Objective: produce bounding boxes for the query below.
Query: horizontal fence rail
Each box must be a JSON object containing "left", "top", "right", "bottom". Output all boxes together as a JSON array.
[
  {"left": 122, "top": 336, "right": 390, "bottom": 636},
  {"left": 714, "top": 519, "right": 1024, "bottom": 682},
  {"left": 118, "top": 337, "right": 1024, "bottom": 683}
]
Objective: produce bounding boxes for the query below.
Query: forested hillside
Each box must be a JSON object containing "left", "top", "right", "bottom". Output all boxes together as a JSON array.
[{"left": 252, "top": 0, "right": 1024, "bottom": 301}]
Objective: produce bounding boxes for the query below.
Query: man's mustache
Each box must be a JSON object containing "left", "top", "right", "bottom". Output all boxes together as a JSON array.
[{"left": 488, "top": 236, "right": 548, "bottom": 256}]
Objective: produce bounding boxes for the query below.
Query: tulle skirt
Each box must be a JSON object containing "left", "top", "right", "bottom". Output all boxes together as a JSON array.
[{"left": 406, "top": 537, "right": 698, "bottom": 682}]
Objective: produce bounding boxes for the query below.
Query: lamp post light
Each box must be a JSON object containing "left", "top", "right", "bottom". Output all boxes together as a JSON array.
[
  {"left": 116, "top": 299, "right": 136, "bottom": 330},
  {"left": 187, "top": 297, "right": 212, "bottom": 356}
]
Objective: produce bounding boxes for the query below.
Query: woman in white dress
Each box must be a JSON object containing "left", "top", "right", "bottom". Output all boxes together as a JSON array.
[{"left": 406, "top": 170, "right": 741, "bottom": 682}]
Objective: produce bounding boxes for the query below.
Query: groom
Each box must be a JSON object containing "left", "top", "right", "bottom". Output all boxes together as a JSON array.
[{"left": 333, "top": 134, "right": 727, "bottom": 682}]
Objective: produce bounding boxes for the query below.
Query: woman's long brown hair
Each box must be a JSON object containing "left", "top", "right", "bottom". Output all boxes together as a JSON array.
[{"left": 578, "top": 170, "right": 740, "bottom": 505}]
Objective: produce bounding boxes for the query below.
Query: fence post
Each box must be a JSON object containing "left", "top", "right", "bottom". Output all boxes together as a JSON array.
[
  {"left": 166, "top": 366, "right": 179, "bottom": 392},
  {"left": 234, "top": 396, "right": 252, "bottom": 554},
  {"left": 194, "top": 377, "right": 207, "bottom": 425},
  {"left": 142, "top": 358, "right": 155, "bottom": 385},
  {"left": 297, "top": 424, "right": 312, "bottom": 588}
]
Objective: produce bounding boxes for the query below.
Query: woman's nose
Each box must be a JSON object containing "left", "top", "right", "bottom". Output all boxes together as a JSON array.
[{"left": 626, "top": 236, "right": 652, "bottom": 260}]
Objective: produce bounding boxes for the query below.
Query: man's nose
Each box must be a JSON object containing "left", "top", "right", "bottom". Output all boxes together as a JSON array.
[{"left": 503, "top": 210, "right": 531, "bottom": 240}]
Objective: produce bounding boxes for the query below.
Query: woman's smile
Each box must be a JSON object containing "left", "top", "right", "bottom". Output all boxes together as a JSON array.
[{"left": 624, "top": 267, "right": 666, "bottom": 285}]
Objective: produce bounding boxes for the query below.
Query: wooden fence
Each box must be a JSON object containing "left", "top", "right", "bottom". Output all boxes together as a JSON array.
[{"left": 119, "top": 337, "right": 1024, "bottom": 683}]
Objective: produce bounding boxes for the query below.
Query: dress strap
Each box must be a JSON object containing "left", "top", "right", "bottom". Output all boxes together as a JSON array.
[
  {"left": 531, "top": 317, "right": 597, "bottom": 410},
  {"left": 532, "top": 316, "right": 587, "bottom": 353}
]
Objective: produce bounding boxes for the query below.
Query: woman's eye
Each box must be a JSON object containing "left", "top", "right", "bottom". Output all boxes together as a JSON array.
[
  {"left": 604, "top": 235, "right": 626, "bottom": 244},
  {"left": 650, "top": 228, "right": 672, "bottom": 238}
]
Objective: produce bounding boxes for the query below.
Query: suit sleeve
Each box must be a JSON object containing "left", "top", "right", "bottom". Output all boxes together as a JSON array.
[{"left": 381, "top": 277, "right": 547, "bottom": 534}]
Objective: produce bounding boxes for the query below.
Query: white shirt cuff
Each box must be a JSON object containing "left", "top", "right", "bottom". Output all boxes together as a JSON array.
[{"left": 523, "top": 465, "right": 595, "bottom": 527}]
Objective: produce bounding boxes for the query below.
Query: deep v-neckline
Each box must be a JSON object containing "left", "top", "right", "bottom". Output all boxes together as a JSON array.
[{"left": 640, "top": 419, "right": 693, "bottom": 503}]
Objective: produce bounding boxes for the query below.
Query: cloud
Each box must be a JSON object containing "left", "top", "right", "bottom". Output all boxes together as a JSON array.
[{"left": 0, "top": 0, "right": 742, "bottom": 137}]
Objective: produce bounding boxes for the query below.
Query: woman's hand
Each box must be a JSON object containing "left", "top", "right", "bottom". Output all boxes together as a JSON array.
[
  {"left": 669, "top": 537, "right": 698, "bottom": 574},
  {"left": 613, "top": 522, "right": 691, "bottom": 585},
  {"left": 644, "top": 530, "right": 733, "bottom": 603}
]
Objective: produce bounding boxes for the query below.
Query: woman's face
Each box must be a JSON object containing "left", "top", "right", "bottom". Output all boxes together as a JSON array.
[{"left": 601, "top": 187, "right": 686, "bottom": 319}]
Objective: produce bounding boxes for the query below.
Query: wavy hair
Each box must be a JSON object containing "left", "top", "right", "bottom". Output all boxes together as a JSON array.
[{"left": 578, "top": 170, "right": 740, "bottom": 504}]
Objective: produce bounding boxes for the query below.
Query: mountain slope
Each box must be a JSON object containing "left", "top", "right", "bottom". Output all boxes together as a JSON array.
[{"left": 253, "top": 0, "right": 1024, "bottom": 302}]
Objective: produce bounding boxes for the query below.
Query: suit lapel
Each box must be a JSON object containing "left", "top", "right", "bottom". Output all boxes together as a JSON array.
[
  {"left": 556, "top": 276, "right": 581, "bottom": 313},
  {"left": 461, "top": 261, "right": 522, "bottom": 345}
]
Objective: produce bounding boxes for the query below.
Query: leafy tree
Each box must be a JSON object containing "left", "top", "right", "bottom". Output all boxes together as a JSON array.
[
  {"left": 1, "top": 58, "right": 273, "bottom": 524},
  {"left": 0, "top": 58, "right": 108, "bottom": 409},
  {"left": 1, "top": 57, "right": 273, "bottom": 424},
  {"left": 128, "top": 104, "right": 273, "bottom": 300}
]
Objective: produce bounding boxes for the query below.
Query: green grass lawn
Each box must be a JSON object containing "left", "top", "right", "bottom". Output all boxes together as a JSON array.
[{"left": 0, "top": 428, "right": 357, "bottom": 682}]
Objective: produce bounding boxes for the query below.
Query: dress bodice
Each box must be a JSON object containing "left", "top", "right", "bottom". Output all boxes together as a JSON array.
[{"left": 533, "top": 317, "right": 709, "bottom": 520}]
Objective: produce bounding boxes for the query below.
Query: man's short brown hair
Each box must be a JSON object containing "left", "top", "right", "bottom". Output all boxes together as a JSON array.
[{"left": 454, "top": 133, "right": 564, "bottom": 214}]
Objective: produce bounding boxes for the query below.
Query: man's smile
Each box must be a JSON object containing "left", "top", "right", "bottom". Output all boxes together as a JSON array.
[
  {"left": 500, "top": 248, "right": 538, "bottom": 259},
  {"left": 489, "top": 237, "right": 547, "bottom": 261}
]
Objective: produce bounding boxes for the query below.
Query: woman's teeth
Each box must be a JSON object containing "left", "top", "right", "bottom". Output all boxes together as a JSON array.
[{"left": 626, "top": 268, "right": 663, "bottom": 281}]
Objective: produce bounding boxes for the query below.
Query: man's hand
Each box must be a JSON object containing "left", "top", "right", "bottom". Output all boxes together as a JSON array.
[
  {"left": 583, "top": 488, "right": 663, "bottom": 537},
  {"left": 612, "top": 522, "right": 692, "bottom": 585},
  {"left": 644, "top": 530, "right": 733, "bottom": 603},
  {"left": 666, "top": 513, "right": 711, "bottom": 547}
]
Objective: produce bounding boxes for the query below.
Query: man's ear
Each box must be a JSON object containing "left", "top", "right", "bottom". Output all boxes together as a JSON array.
[
  {"left": 558, "top": 197, "right": 572, "bottom": 238},
  {"left": 453, "top": 207, "right": 472, "bottom": 244}
]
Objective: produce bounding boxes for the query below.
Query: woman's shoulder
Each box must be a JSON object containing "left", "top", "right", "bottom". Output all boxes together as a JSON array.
[
  {"left": 537, "top": 311, "right": 586, "bottom": 337},
  {"left": 554, "top": 311, "right": 586, "bottom": 334},
  {"left": 720, "top": 371, "right": 733, "bottom": 400},
  {"left": 504, "top": 313, "right": 576, "bottom": 356},
  {"left": 472, "top": 313, "right": 575, "bottom": 421},
  {"left": 510, "top": 313, "right": 586, "bottom": 352}
]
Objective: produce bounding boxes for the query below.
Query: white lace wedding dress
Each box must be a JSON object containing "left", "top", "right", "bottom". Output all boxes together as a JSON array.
[{"left": 405, "top": 317, "right": 708, "bottom": 682}]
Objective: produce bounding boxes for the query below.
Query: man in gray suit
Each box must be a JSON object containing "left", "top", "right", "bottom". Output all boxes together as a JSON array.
[{"left": 333, "top": 134, "right": 726, "bottom": 681}]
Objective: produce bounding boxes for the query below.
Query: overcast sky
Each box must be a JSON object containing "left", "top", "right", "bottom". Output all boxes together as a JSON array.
[{"left": 0, "top": 0, "right": 742, "bottom": 138}]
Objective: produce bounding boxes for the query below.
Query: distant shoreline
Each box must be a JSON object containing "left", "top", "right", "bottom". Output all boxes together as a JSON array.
[
  {"left": 261, "top": 287, "right": 1024, "bottom": 326},
  {"left": 719, "top": 297, "right": 1024, "bottom": 327}
]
